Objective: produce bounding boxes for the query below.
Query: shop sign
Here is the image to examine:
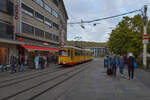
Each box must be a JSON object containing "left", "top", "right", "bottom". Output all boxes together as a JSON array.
[{"left": 14, "top": 5, "right": 19, "bottom": 20}]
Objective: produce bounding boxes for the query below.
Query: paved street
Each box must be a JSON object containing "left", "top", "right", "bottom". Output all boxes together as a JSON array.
[{"left": 0, "top": 58, "right": 150, "bottom": 100}]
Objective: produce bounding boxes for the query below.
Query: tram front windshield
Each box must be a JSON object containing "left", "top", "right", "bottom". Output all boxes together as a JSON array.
[{"left": 59, "top": 50, "right": 67, "bottom": 56}]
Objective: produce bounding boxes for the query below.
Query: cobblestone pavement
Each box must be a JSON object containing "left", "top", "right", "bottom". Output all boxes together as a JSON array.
[
  {"left": 0, "top": 59, "right": 150, "bottom": 100},
  {"left": 56, "top": 58, "right": 150, "bottom": 100}
]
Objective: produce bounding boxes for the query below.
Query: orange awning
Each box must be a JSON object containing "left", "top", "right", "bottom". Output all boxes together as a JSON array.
[{"left": 21, "top": 44, "right": 59, "bottom": 52}]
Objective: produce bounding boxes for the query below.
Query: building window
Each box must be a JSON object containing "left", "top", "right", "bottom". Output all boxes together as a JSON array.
[
  {"left": 35, "top": 12, "right": 44, "bottom": 22},
  {"left": 7, "top": 1, "right": 14, "bottom": 15},
  {"left": 22, "top": 4, "right": 34, "bottom": 16},
  {"left": 52, "top": 10, "right": 58, "bottom": 18},
  {"left": 35, "top": 0, "right": 44, "bottom": 7},
  {"left": 44, "top": 18, "right": 52, "bottom": 29},
  {"left": 56, "top": 36, "right": 59, "bottom": 41},
  {"left": 35, "top": 28, "right": 44, "bottom": 37},
  {"left": 0, "top": 0, "right": 7, "bottom": 12},
  {"left": 44, "top": 4, "right": 51, "bottom": 13},
  {"left": 53, "top": 35, "right": 56, "bottom": 41},
  {"left": 53, "top": 22, "right": 59, "bottom": 30},
  {"left": 22, "top": 23, "right": 34, "bottom": 35},
  {"left": 0, "top": 22, "right": 13, "bottom": 39},
  {"left": 45, "top": 32, "right": 52, "bottom": 40},
  {"left": 0, "top": 0, "right": 14, "bottom": 15},
  {"left": 53, "top": 35, "right": 59, "bottom": 41}
]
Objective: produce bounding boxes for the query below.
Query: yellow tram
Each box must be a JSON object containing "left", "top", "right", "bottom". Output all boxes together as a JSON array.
[{"left": 58, "top": 46, "right": 93, "bottom": 66}]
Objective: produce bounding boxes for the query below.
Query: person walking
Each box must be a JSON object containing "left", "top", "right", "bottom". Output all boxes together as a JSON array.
[
  {"left": 1, "top": 56, "right": 7, "bottom": 72},
  {"left": 20, "top": 55, "right": 25, "bottom": 71},
  {"left": 112, "top": 55, "right": 117, "bottom": 76},
  {"left": 119, "top": 56, "right": 125, "bottom": 76},
  {"left": 40, "top": 56, "right": 45, "bottom": 70},
  {"left": 116, "top": 56, "right": 120, "bottom": 67},
  {"left": 46, "top": 56, "right": 50, "bottom": 67},
  {"left": 10, "top": 55, "right": 17, "bottom": 73},
  {"left": 104, "top": 58, "right": 108, "bottom": 68},
  {"left": 16, "top": 55, "right": 21, "bottom": 72},
  {"left": 104, "top": 56, "right": 110, "bottom": 68},
  {"left": 127, "top": 53, "right": 135, "bottom": 80},
  {"left": 34, "top": 55, "right": 39, "bottom": 70}
]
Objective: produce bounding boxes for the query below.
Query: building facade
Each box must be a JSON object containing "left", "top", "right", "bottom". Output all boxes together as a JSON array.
[
  {"left": 88, "top": 47, "right": 109, "bottom": 57},
  {"left": 0, "top": 0, "right": 68, "bottom": 65}
]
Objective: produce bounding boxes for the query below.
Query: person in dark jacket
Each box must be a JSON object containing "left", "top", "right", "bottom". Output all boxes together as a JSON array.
[
  {"left": 40, "top": 56, "right": 45, "bottom": 69},
  {"left": 127, "top": 53, "right": 135, "bottom": 80},
  {"left": 10, "top": 55, "right": 17, "bottom": 73}
]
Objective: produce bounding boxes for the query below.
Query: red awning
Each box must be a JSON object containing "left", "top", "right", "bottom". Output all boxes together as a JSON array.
[{"left": 21, "top": 44, "right": 59, "bottom": 52}]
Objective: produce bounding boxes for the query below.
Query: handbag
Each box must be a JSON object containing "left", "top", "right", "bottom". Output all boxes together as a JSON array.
[{"left": 133, "top": 62, "right": 137, "bottom": 68}]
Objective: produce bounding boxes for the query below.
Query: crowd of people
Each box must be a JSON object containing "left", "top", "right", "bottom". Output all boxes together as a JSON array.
[
  {"left": 0, "top": 54, "right": 58, "bottom": 74},
  {"left": 104, "top": 53, "right": 136, "bottom": 80},
  {"left": 34, "top": 55, "right": 58, "bottom": 70}
]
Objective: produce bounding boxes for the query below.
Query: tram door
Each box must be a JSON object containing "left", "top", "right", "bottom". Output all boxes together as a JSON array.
[{"left": 70, "top": 49, "right": 73, "bottom": 60}]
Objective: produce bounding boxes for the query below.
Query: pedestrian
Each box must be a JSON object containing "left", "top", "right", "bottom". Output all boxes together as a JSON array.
[
  {"left": 119, "top": 56, "right": 125, "bottom": 76},
  {"left": 40, "top": 56, "right": 45, "bottom": 69},
  {"left": 43, "top": 56, "right": 47, "bottom": 68},
  {"left": 16, "top": 55, "right": 21, "bottom": 72},
  {"left": 34, "top": 55, "right": 39, "bottom": 70},
  {"left": 55, "top": 54, "right": 58, "bottom": 64},
  {"left": 116, "top": 56, "right": 120, "bottom": 67},
  {"left": 46, "top": 56, "right": 50, "bottom": 67},
  {"left": 1, "top": 56, "right": 7, "bottom": 72},
  {"left": 112, "top": 55, "right": 117, "bottom": 76},
  {"left": 20, "top": 55, "right": 25, "bottom": 71},
  {"left": 10, "top": 55, "right": 17, "bottom": 73},
  {"left": 127, "top": 53, "right": 135, "bottom": 80},
  {"left": 104, "top": 56, "right": 109, "bottom": 68}
]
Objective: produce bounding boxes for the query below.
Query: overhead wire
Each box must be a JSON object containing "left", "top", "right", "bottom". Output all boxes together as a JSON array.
[{"left": 68, "top": 9, "right": 142, "bottom": 24}]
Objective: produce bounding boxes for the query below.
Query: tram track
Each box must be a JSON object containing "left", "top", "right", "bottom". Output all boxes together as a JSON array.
[
  {"left": 29, "top": 65, "right": 89, "bottom": 100},
  {"left": 0, "top": 68, "right": 63, "bottom": 89},
  {"left": 0, "top": 67, "right": 60, "bottom": 83},
  {"left": 1, "top": 62, "right": 91, "bottom": 100}
]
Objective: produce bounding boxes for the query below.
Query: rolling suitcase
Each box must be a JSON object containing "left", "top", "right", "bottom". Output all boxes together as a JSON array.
[{"left": 107, "top": 67, "right": 113, "bottom": 75}]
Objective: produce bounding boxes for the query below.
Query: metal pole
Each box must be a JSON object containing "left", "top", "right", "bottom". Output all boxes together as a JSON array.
[{"left": 143, "top": 5, "right": 148, "bottom": 69}]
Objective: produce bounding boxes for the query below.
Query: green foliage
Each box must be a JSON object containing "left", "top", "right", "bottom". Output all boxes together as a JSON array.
[{"left": 108, "top": 14, "right": 150, "bottom": 55}]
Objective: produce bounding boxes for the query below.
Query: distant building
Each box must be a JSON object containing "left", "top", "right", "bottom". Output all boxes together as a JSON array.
[
  {"left": 0, "top": 0, "right": 68, "bottom": 65},
  {"left": 87, "top": 47, "right": 109, "bottom": 57}
]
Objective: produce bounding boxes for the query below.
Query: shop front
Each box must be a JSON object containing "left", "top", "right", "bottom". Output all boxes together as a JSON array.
[
  {"left": 19, "top": 44, "right": 59, "bottom": 69},
  {"left": 0, "top": 44, "right": 18, "bottom": 66}
]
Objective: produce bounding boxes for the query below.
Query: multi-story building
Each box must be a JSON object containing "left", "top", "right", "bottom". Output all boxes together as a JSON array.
[{"left": 0, "top": 0, "right": 68, "bottom": 65}]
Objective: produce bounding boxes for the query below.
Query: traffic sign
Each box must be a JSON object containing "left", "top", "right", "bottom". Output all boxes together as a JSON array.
[
  {"left": 143, "top": 34, "right": 148, "bottom": 40},
  {"left": 143, "top": 39, "right": 149, "bottom": 44}
]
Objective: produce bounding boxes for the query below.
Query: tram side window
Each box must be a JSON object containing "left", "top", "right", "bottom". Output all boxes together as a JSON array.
[
  {"left": 68, "top": 50, "right": 70, "bottom": 56},
  {"left": 59, "top": 50, "right": 67, "bottom": 56},
  {"left": 75, "top": 50, "right": 80, "bottom": 56}
]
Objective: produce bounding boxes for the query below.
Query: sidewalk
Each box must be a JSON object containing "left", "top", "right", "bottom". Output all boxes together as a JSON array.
[
  {"left": 135, "top": 68, "right": 150, "bottom": 89},
  {"left": 0, "top": 63, "right": 60, "bottom": 78}
]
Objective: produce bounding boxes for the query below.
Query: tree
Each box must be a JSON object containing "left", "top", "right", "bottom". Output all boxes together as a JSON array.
[{"left": 108, "top": 14, "right": 144, "bottom": 55}]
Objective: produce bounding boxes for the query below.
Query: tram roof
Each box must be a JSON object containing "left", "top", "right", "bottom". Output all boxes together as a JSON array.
[{"left": 62, "top": 46, "right": 91, "bottom": 51}]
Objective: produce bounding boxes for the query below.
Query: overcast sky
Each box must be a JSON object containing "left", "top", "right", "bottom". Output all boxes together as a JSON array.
[{"left": 64, "top": 0, "right": 150, "bottom": 42}]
